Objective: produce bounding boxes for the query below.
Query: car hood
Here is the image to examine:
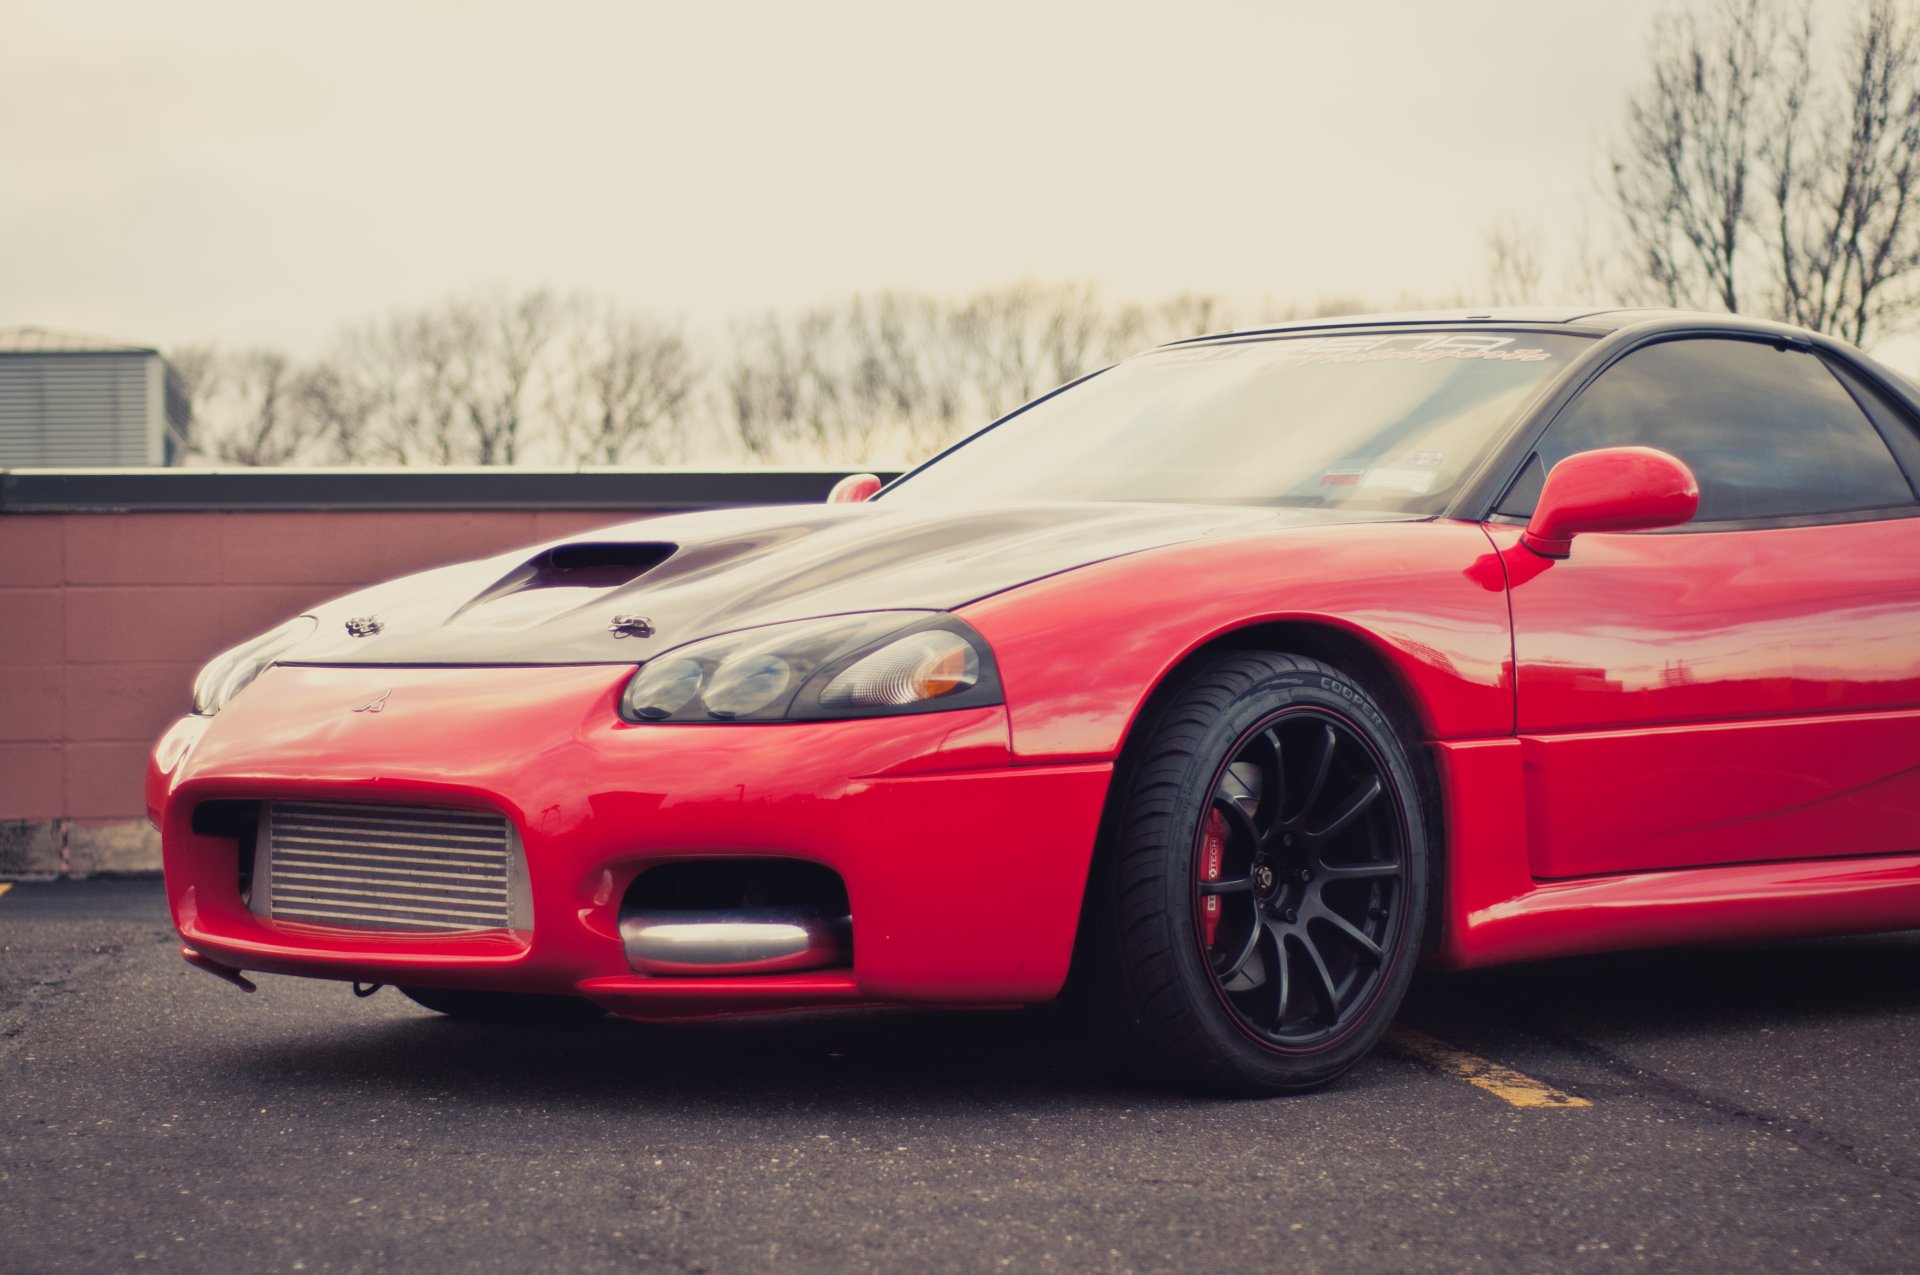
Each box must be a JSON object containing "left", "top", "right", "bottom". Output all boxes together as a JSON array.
[{"left": 281, "top": 500, "right": 1398, "bottom": 666}]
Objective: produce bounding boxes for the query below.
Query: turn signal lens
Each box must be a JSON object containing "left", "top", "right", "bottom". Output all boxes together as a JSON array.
[{"left": 819, "top": 630, "right": 980, "bottom": 708}]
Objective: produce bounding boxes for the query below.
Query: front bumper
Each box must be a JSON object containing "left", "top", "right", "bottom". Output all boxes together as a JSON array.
[{"left": 152, "top": 664, "right": 1111, "bottom": 1017}]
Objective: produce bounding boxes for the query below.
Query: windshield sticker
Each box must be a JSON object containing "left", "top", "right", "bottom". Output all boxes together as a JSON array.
[
  {"left": 1409, "top": 450, "right": 1445, "bottom": 470},
  {"left": 1358, "top": 468, "right": 1438, "bottom": 494},
  {"left": 1149, "top": 333, "right": 1559, "bottom": 368}
]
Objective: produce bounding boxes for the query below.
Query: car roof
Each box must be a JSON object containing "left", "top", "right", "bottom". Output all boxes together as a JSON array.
[{"left": 1164, "top": 306, "right": 1825, "bottom": 346}]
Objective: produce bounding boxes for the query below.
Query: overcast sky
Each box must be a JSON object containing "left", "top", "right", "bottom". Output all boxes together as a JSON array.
[{"left": 2, "top": 0, "right": 1822, "bottom": 358}]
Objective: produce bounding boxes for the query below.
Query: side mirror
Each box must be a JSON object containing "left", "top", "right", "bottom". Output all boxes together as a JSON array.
[
  {"left": 827, "top": 473, "right": 882, "bottom": 504},
  {"left": 1521, "top": 446, "right": 1699, "bottom": 560}
]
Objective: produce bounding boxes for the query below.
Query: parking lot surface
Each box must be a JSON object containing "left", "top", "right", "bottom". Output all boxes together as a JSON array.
[{"left": 3, "top": 878, "right": 1918, "bottom": 1273}]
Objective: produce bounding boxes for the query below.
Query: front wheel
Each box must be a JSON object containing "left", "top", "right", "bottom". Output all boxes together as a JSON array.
[{"left": 1095, "top": 651, "right": 1428, "bottom": 1094}]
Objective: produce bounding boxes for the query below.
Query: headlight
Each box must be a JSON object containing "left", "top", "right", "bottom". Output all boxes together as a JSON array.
[
  {"left": 190, "top": 616, "right": 317, "bottom": 715},
  {"left": 619, "top": 612, "right": 1000, "bottom": 723}
]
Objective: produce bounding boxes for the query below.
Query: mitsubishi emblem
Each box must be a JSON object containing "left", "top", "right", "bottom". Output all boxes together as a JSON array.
[{"left": 352, "top": 689, "right": 392, "bottom": 714}]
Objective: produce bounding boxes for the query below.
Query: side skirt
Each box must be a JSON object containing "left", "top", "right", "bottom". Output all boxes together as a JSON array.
[{"left": 1431, "top": 738, "right": 1920, "bottom": 969}]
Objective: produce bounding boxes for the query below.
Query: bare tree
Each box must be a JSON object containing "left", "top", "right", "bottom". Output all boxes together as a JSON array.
[
  {"left": 723, "top": 298, "right": 940, "bottom": 463},
  {"left": 949, "top": 280, "right": 1110, "bottom": 420},
  {"left": 1609, "top": 0, "right": 1920, "bottom": 344},
  {"left": 723, "top": 310, "right": 831, "bottom": 461},
  {"left": 1771, "top": 0, "right": 1920, "bottom": 342},
  {"left": 551, "top": 309, "right": 695, "bottom": 463},
  {"left": 1611, "top": 0, "right": 1781, "bottom": 312},
  {"left": 291, "top": 360, "right": 375, "bottom": 463},
  {"left": 164, "top": 344, "right": 215, "bottom": 457},
  {"left": 1484, "top": 222, "right": 1547, "bottom": 307},
  {"left": 331, "top": 292, "right": 567, "bottom": 464},
  {"left": 446, "top": 291, "right": 563, "bottom": 464},
  {"left": 169, "top": 346, "right": 339, "bottom": 466},
  {"left": 332, "top": 313, "right": 462, "bottom": 464},
  {"left": 171, "top": 280, "right": 1259, "bottom": 469},
  {"left": 720, "top": 282, "right": 1244, "bottom": 462},
  {"left": 1150, "top": 292, "right": 1236, "bottom": 343}
]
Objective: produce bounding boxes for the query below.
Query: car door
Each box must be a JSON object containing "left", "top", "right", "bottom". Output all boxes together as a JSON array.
[{"left": 1487, "top": 335, "right": 1920, "bottom": 879}]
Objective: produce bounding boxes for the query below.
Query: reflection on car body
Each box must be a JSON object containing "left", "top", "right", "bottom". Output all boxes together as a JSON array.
[{"left": 152, "top": 307, "right": 1920, "bottom": 1094}]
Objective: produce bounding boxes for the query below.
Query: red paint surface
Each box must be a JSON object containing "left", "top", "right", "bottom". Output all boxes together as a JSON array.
[
  {"left": 1490, "top": 518, "right": 1920, "bottom": 878},
  {"left": 1519, "top": 712, "right": 1920, "bottom": 876},
  {"left": 1430, "top": 737, "right": 1920, "bottom": 968},
  {"left": 826, "top": 474, "right": 883, "bottom": 504},
  {"left": 1520, "top": 446, "right": 1698, "bottom": 559},
  {"left": 154, "top": 665, "right": 1109, "bottom": 1009},
  {"left": 962, "top": 520, "right": 1518, "bottom": 759},
  {"left": 140, "top": 507, "right": 1920, "bottom": 1010}
]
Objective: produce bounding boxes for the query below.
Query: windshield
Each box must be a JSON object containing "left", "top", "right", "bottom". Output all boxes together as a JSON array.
[{"left": 883, "top": 329, "right": 1590, "bottom": 513}]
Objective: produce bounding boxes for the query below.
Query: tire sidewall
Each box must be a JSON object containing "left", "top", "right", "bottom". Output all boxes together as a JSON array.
[{"left": 1121, "top": 657, "right": 1429, "bottom": 1092}]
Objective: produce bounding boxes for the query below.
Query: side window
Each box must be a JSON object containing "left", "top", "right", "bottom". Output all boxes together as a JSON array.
[
  {"left": 1825, "top": 358, "right": 1920, "bottom": 498},
  {"left": 1498, "top": 338, "right": 1916, "bottom": 523}
]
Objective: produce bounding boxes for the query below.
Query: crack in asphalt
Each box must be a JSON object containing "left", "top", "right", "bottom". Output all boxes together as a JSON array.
[{"left": 1522, "top": 1022, "right": 1920, "bottom": 1193}]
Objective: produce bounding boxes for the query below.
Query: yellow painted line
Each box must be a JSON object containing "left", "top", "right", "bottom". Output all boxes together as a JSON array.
[{"left": 1386, "top": 1027, "right": 1591, "bottom": 1109}]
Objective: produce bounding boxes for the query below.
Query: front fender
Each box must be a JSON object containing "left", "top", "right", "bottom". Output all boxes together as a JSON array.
[{"left": 960, "top": 520, "right": 1513, "bottom": 762}]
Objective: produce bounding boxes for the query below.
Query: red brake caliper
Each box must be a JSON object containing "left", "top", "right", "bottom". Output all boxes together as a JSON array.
[{"left": 1200, "top": 809, "right": 1227, "bottom": 949}]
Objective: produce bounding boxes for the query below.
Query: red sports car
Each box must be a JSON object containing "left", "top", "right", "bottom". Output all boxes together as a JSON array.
[{"left": 150, "top": 308, "right": 1920, "bottom": 1094}]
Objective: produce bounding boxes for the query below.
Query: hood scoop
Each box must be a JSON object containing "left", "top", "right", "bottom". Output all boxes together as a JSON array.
[{"left": 447, "top": 542, "right": 677, "bottom": 630}]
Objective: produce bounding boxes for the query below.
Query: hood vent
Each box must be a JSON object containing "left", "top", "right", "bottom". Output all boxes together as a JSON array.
[
  {"left": 448, "top": 541, "right": 676, "bottom": 629},
  {"left": 505, "top": 542, "right": 677, "bottom": 592}
]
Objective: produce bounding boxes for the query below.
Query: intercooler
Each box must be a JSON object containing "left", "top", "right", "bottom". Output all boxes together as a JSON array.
[{"left": 253, "top": 800, "right": 526, "bottom": 933}]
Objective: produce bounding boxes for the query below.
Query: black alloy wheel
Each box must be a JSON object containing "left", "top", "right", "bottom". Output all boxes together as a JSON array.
[
  {"left": 1091, "top": 650, "right": 1428, "bottom": 1095},
  {"left": 1195, "top": 708, "right": 1407, "bottom": 1048}
]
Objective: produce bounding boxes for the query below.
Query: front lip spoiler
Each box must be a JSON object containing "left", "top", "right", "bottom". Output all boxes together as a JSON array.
[
  {"left": 179, "top": 944, "right": 256, "bottom": 992},
  {"left": 618, "top": 906, "right": 852, "bottom": 976}
]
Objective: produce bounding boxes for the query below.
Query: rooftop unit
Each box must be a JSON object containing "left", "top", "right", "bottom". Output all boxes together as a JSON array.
[{"left": 0, "top": 327, "right": 188, "bottom": 466}]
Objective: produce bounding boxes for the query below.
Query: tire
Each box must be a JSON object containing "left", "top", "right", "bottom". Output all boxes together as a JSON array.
[
  {"left": 1093, "top": 650, "right": 1428, "bottom": 1095},
  {"left": 397, "top": 986, "right": 607, "bottom": 1024}
]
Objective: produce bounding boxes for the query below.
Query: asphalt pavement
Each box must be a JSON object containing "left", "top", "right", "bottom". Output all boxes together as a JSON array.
[{"left": 3, "top": 878, "right": 1918, "bottom": 1273}]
